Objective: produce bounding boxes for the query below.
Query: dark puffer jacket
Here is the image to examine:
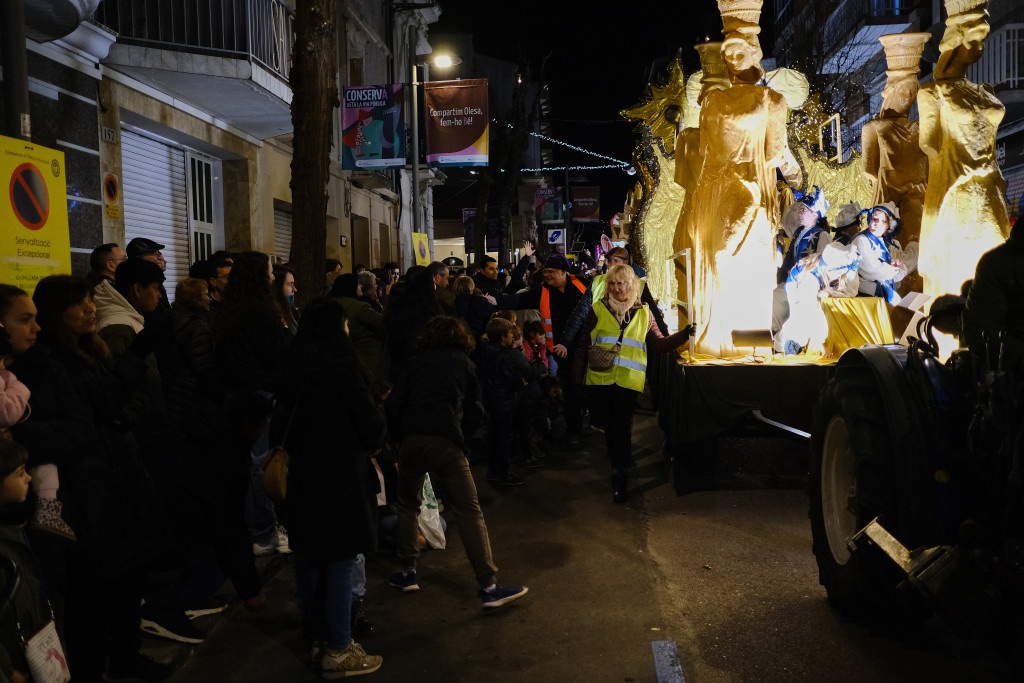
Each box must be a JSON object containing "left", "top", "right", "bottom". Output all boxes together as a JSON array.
[
  {"left": 477, "top": 340, "right": 542, "bottom": 414},
  {"left": 0, "top": 513, "right": 52, "bottom": 682},
  {"left": 386, "top": 346, "right": 484, "bottom": 447},
  {"left": 155, "top": 306, "right": 222, "bottom": 439}
]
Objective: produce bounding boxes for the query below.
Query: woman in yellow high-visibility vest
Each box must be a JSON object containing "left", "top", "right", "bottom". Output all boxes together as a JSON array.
[{"left": 572, "top": 264, "right": 692, "bottom": 503}]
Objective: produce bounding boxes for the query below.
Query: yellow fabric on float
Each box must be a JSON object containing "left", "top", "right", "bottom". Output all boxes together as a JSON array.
[{"left": 821, "top": 297, "right": 894, "bottom": 357}]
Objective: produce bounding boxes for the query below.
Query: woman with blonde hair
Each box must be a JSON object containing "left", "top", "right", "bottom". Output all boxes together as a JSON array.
[{"left": 572, "top": 264, "right": 692, "bottom": 503}]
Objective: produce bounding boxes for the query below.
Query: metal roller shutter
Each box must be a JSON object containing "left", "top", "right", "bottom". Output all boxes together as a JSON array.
[
  {"left": 1004, "top": 166, "right": 1024, "bottom": 218},
  {"left": 273, "top": 208, "right": 292, "bottom": 263},
  {"left": 121, "top": 129, "right": 189, "bottom": 301}
]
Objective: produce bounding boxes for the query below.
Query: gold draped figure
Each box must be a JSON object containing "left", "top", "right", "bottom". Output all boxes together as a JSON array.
[
  {"left": 918, "top": 0, "right": 1010, "bottom": 300},
  {"left": 686, "top": 0, "right": 801, "bottom": 357},
  {"left": 673, "top": 42, "right": 729, "bottom": 323},
  {"left": 620, "top": 59, "right": 689, "bottom": 305},
  {"left": 862, "top": 33, "right": 930, "bottom": 247}
]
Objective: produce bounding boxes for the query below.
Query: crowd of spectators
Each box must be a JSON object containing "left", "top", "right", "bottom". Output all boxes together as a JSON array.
[{"left": 0, "top": 239, "right": 611, "bottom": 681}]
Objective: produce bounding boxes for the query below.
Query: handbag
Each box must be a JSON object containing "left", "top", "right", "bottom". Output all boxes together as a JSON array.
[
  {"left": 2, "top": 557, "right": 71, "bottom": 683},
  {"left": 262, "top": 402, "right": 297, "bottom": 505},
  {"left": 587, "top": 343, "right": 620, "bottom": 371},
  {"left": 588, "top": 324, "right": 627, "bottom": 371},
  {"left": 22, "top": 619, "right": 71, "bottom": 683}
]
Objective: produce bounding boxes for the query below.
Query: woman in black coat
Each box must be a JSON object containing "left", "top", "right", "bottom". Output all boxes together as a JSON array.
[
  {"left": 271, "top": 297, "right": 387, "bottom": 677},
  {"left": 19, "top": 276, "right": 172, "bottom": 682}
]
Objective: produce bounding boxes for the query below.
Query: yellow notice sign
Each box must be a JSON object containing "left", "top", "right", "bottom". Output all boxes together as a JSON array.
[
  {"left": 412, "top": 232, "right": 431, "bottom": 266},
  {"left": 0, "top": 136, "right": 71, "bottom": 294}
]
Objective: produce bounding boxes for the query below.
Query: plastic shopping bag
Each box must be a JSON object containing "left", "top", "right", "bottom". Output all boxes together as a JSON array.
[{"left": 417, "top": 473, "right": 447, "bottom": 550}]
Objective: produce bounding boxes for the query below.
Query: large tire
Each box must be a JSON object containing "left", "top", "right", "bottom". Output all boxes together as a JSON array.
[{"left": 809, "top": 349, "right": 934, "bottom": 620}]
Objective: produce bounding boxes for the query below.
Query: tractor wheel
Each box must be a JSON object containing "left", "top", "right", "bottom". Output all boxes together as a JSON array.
[{"left": 808, "top": 356, "right": 924, "bottom": 619}]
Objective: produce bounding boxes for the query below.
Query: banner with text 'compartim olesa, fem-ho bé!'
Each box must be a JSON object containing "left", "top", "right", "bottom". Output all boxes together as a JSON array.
[{"left": 424, "top": 79, "right": 488, "bottom": 168}]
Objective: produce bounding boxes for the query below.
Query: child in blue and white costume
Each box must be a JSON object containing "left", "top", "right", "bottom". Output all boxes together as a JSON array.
[
  {"left": 853, "top": 202, "right": 918, "bottom": 304},
  {"left": 772, "top": 186, "right": 833, "bottom": 338},
  {"left": 776, "top": 242, "right": 861, "bottom": 355}
]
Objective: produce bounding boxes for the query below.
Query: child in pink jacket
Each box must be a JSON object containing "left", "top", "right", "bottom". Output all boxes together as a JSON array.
[{"left": 0, "top": 361, "right": 30, "bottom": 439}]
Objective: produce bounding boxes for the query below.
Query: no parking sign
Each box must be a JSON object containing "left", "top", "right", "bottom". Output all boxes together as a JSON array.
[{"left": 0, "top": 135, "right": 71, "bottom": 292}]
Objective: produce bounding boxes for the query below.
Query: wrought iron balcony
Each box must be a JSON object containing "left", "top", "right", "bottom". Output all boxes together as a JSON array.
[
  {"left": 820, "top": 0, "right": 924, "bottom": 74},
  {"left": 94, "top": 0, "right": 295, "bottom": 139}
]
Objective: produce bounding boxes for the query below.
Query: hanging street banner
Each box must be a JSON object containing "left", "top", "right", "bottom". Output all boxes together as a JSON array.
[
  {"left": 535, "top": 186, "right": 562, "bottom": 225},
  {"left": 571, "top": 186, "right": 601, "bottom": 222},
  {"left": 0, "top": 135, "right": 71, "bottom": 293},
  {"left": 462, "top": 207, "right": 500, "bottom": 252},
  {"left": 424, "top": 79, "right": 488, "bottom": 168},
  {"left": 411, "top": 232, "right": 431, "bottom": 266},
  {"left": 341, "top": 84, "right": 406, "bottom": 170}
]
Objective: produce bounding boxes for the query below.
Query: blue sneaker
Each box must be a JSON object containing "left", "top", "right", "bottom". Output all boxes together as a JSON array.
[
  {"left": 479, "top": 584, "right": 528, "bottom": 608},
  {"left": 388, "top": 570, "right": 419, "bottom": 593}
]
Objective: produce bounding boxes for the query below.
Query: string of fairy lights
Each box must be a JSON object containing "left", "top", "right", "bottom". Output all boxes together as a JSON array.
[{"left": 519, "top": 131, "right": 634, "bottom": 173}]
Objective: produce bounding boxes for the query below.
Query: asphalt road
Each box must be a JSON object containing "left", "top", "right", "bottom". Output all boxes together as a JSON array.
[{"left": 145, "top": 410, "right": 1016, "bottom": 682}]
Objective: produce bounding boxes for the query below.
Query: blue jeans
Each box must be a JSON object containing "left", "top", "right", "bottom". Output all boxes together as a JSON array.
[
  {"left": 245, "top": 422, "right": 279, "bottom": 545},
  {"left": 352, "top": 553, "right": 366, "bottom": 598},
  {"left": 294, "top": 554, "right": 356, "bottom": 649}
]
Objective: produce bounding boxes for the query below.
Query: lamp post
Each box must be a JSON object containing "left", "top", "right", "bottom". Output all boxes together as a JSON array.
[
  {"left": 409, "top": 27, "right": 423, "bottom": 237},
  {"left": 407, "top": 27, "right": 460, "bottom": 242}
]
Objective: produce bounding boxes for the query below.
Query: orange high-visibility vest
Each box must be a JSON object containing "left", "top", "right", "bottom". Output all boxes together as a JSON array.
[{"left": 540, "top": 275, "right": 587, "bottom": 351}]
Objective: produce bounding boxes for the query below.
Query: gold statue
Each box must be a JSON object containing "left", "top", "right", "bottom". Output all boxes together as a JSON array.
[
  {"left": 620, "top": 60, "right": 689, "bottom": 304},
  {"left": 673, "top": 42, "right": 729, "bottom": 321},
  {"left": 686, "top": 0, "right": 801, "bottom": 356},
  {"left": 620, "top": 59, "right": 688, "bottom": 157},
  {"left": 862, "top": 33, "right": 930, "bottom": 246},
  {"left": 618, "top": 182, "right": 642, "bottom": 243},
  {"left": 917, "top": 0, "right": 1011, "bottom": 300}
]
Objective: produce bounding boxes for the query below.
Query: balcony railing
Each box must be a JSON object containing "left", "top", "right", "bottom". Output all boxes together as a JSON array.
[
  {"left": 970, "top": 24, "right": 1024, "bottom": 91},
  {"left": 94, "top": 0, "right": 293, "bottom": 81},
  {"left": 823, "top": 0, "right": 918, "bottom": 52}
]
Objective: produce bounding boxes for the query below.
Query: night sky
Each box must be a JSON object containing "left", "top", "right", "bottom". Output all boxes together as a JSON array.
[{"left": 431, "top": 0, "right": 775, "bottom": 223}]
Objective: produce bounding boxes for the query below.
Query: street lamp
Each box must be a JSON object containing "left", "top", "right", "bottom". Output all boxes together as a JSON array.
[{"left": 407, "top": 28, "right": 460, "bottom": 238}]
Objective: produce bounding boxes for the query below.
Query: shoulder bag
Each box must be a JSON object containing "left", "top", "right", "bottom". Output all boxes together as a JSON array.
[
  {"left": 1, "top": 556, "right": 71, "bottom": 683},
  {"left": 262, "top": 402, "right": 298, "bottom": 505}
]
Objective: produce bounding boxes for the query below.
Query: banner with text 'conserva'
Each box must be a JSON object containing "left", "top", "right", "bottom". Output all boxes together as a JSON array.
[{"left": 341, "top": 84, "right": 405, "bottom": 170}]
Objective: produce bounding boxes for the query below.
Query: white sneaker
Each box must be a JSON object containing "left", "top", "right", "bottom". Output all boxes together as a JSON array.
[
  {"left": 320, "top": 641, "right": 382, "bottom": 679},
  {"left": 275, "top": 524, "right": 292, "bottom": 554},
  {"left": 252, "top": 540, "right": 277, "bottom": 557}
]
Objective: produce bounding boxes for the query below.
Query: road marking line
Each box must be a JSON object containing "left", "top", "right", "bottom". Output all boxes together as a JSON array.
[{"left": 652, "top": 640, "right": 686, "bottom": 682}]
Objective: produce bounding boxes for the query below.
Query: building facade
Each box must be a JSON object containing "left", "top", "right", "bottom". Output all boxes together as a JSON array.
[
  {"left": 773, "top": 0, "right": 1023, "bottom": 222},
  {"left": 1, "top": 0, "right": 447, "bottom": 296}
]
